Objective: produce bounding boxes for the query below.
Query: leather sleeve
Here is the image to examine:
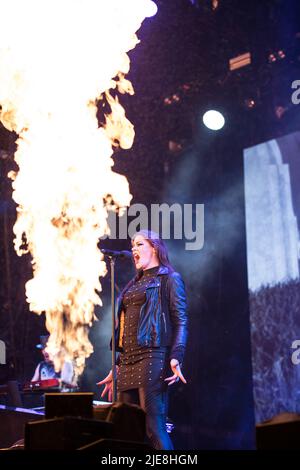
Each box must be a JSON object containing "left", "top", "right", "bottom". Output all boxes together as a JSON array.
[{"left": 167, "top": 272, "right": 188, "bottom": 363}]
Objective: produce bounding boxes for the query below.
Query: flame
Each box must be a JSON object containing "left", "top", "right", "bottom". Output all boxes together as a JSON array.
[{"left": 0, "top": 0, "right": 154, "bottom": 377}]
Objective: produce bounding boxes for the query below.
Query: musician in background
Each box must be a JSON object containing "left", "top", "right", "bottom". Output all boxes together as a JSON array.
[
  {"left": 31, "top": 335, "right": 76, "bottom": 391},
  {"left": 31, "top": 335, "right": 59, "bottom": 382}
]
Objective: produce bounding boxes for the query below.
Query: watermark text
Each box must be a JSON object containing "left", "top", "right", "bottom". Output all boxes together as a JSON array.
[{"left": 101, "top": 203, "right": 204, "bottom": 251}]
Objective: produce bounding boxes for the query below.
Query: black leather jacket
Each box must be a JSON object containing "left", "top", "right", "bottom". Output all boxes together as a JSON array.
[{"left": 114, "top": 265, "right": 188, "bottom": 363}]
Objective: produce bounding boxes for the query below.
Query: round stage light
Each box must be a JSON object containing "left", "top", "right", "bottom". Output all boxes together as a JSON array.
[
  {"left": 145, "top": 1, "right": 158, "bottom": 17},
  {"left": 202, "top": 110, "right": 225, "bottom": 130}
]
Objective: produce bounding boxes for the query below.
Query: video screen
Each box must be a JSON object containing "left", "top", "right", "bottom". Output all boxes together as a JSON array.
[{"left": 244, "top": 131, "right": 300, "bottom": 423}]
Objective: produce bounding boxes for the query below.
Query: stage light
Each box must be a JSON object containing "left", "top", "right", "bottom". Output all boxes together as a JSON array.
[
  {"left": 244, "top": 98, "right": 256, "bottom": 109},
  {"left": 168, "top": 140, "right": 183, "bottom": 153},
  {"left": 145, "top": 1, "right": 158, "bottom": 17},
  {"left": 229, "top": 52, "right": 251, "bottom": 71},
  {"left": 202, "top": 110, "right": 225, "bottom": 130}
]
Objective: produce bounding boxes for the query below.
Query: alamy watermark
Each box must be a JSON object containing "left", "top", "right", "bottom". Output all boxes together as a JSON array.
[
  {"left": 101, "top": 203, "right": 204, "bottom": 251},
  {"left": 291, "top": 339, "right": 300, "bottom": 365},
  {"left": 291, "top": 80, "right": 300, "bottom": 104}
]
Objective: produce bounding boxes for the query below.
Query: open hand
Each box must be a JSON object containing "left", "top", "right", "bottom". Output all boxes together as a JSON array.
[
  {"left": 96, "top": 369, "right": 115, "bottom": 402},
  {"left": 164, "top": 359, "right": 187, "bottom": 386}
]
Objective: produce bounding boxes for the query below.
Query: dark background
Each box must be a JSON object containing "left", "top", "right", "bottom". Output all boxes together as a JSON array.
[{"left": 1, "top": 0, "right": 300, "bottom": 449}]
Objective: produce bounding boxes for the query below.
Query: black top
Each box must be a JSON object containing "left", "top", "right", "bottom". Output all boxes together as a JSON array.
[{"left": 117, "top": 266, "right": 169, "bottom": 392}]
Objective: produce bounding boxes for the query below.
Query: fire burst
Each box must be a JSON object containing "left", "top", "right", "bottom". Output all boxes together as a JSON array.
[{"left": 0, "top": 0, "right": 155, "bottom": 377}]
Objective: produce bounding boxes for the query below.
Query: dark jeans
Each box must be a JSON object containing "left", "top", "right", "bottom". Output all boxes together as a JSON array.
[{"left": 117, "top": 387, "right": 174, "bottom": 450}]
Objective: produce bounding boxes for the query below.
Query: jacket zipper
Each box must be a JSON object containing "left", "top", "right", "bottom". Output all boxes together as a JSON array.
[{"left": 162, "top": 311, "right": 167, "bottom": 333}]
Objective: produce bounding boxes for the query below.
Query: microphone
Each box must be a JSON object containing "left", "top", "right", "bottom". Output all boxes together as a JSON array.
[{"left": 100, "top": 248, "right": 132, "bottom": 259}]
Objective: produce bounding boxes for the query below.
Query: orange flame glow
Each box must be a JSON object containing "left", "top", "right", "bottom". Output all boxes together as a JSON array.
[{"left": 0, "top": 0, "right": 154, "bottom": 377}]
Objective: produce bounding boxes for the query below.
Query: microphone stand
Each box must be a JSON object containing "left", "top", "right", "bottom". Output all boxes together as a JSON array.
[
  {"left": 109, "top": 255, "right": 117, "bottom": 403},
  {"left": 100, "top": 248, "right": 131, "bottom": 403}
]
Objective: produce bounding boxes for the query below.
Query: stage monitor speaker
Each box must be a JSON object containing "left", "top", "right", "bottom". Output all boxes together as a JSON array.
[
  {"left": 0, "top": 406, "right": 42, "bottom": 449},
  {"left": 256, "top": 413, "right": 300, "bottom": 449},
  {"left": 26, "top": 398, "right": 147, "bottom": 450},
  {"left": 25, "top": 416, "right": 113, "bottom": 450},
  {"left": 106, "top": 402, "right": 146, "bottom": 443},
  {"left": 45, "top": 392, "right": 93, "bottom": 419},
  {"left": 78, "top": 438, "right": 153, "bottom": 451}
]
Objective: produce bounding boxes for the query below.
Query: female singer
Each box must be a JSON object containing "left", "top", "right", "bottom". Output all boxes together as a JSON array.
[{"left": 97, "top": 230, "right": 188, "bottom": 450}]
